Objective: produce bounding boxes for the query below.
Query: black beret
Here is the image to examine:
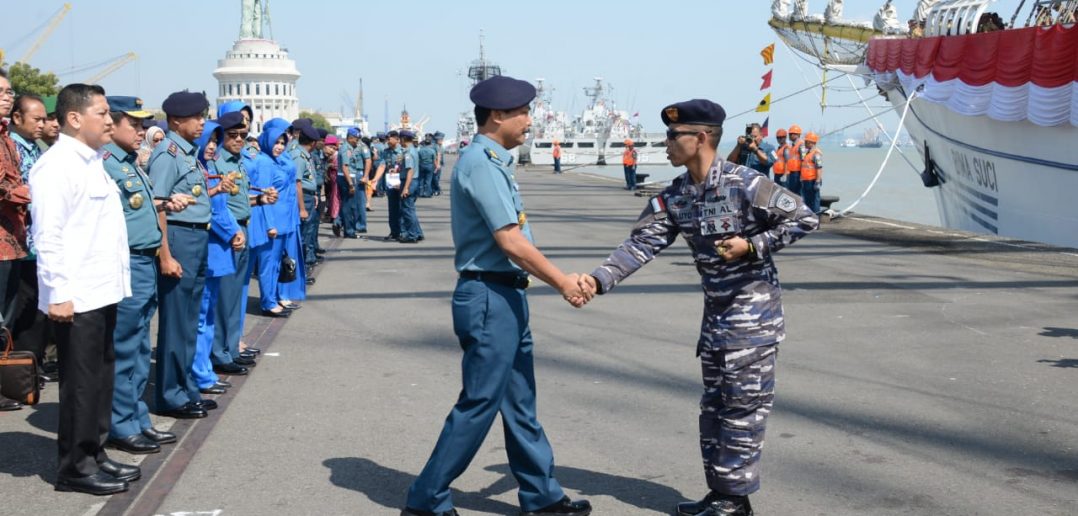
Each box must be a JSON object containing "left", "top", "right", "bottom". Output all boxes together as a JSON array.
[
  {"left": 660, "top": 99, "right": 726, "bottom": 127},
  {"left": 298, "top": 124, "right": 320, "bottom": 141},
  {"left": 469, "top": 75, "right": 536, "bottom": 110},
  {"left": 161, "top": 91, "right": 209, "bottom": 117},
  {"left": 386, "top": 130, "right": 399, "bottom": 138},
  {"left": 217, "top": 111, "right": 246, "bottom": 131},
  {"left": 317, "top": 128, "right": 329, "bottom": 138},
  {"left": 291, "top": 117, "right": 313, "bottom": 129}
]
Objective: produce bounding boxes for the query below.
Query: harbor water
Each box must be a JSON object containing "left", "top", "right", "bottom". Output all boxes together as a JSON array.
[{"left": 551, "top": 146, "right": 942, "bottom": 227}]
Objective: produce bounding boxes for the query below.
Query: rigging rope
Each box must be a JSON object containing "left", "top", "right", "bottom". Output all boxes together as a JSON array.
[{"left": 833, "top": 90, "right": 919, "bottom": 219}]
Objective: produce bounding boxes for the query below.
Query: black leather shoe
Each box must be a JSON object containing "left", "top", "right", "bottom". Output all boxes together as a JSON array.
[
  {"left": 399, "top": 238, "right": 419, "bottom": 244},
  {"left": 260, "top": 308, "right": 290, "bottom": 318},
  {"left": 315, "top": 248, "right": 327, "bottom": 256},
  {"left": 98, "top": 459, "right": 140, "bottom": 482},
  {"left": 233, "top": 355, "right": 256, "bottom": 366},
  {"left": 522, "top": 496, "right": 592, "bottom": 515},
  {"left": 55, "top": 471, "right": 128, "bottom": 495},
  {"left": 106, "top": 434, "right": 160, "bottom": 454},
  {"left": 239, "top": 351, "right": 258, "bottom": 360},
  {"left": 280, "top": 302, "right": 301, "bottom": 310},
  {"left": 214, "top": 362, "right": 249, "bottom": 376},
  {"left": 240, "top": 347, "right": 261, "bottom": 355},
  {"left": 142, "top": 427, "right": 177, "bottom": 444},
  {"left": 159, "top": 403, "right": 207, "bottom": 419},
  {"left": 385, "top": 234, "right": 399, "bottom": 242},
  {"left": 306, "top": 276, "right": 316, "bottom": 285},
  {"left": 400, "top": 508, "right": 460, "bottom": 516},
  {"left": 195, "top": 399, "right": 218, "bottom": 410},
  {"left": 677, "top": 493, "right": 752, "bottom": 516},
  {"left": 0, "top": 395, "right": 22, "bottom": 411},
  {"left": 199, "top": 384, "right": 227, "bottom": 395}
]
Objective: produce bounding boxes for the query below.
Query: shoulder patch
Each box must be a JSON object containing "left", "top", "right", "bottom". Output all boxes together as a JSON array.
[
  {"left": 167, "top": 142, "right": 178, "bottom": 156},
  {"left": 485, "top": 148, "right": 504, "bottom": 166},
  {"left": 649, "top": 196, "right": 668, "bottom": 219},
  {"left": 774, "top": 193, "right": 798, "bottom": 213}
]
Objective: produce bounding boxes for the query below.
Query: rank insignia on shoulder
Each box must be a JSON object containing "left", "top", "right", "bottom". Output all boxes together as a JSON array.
[
  {"left": 485, "top": 148, "right": 504, "bottom": 166},
  {"left": 167, "top": 142, "right": 178, "bottom": 156},
  {"left": 102, "top": 151, "right": 112, "bottom": 161},
  {"left": 121, "top": 166, "right": 129, "bottom": 173},
  {"left": 518, "top": 211, "right": 527, "bottom": 226},
  {"left": 125, "top": 180, "right": 133, "bottom": 188}
]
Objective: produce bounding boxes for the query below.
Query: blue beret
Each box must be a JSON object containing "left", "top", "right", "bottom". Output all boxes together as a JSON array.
[
  {"left": 434, "top": 131, "right": 444, "bottom": 138},
  {"left": 162, "top": 91, "right": 209, "bottom": 117},
  {"left": 298, "top": 124, "right": 320, "bottom": 141},
  {"left": 660, "top": 99, "right": 726, "bottom": 127},
  {"left": 217, "top": 111, "right": 246, "bottom": 131},
  {"left": 317, "top": 128, "right": 329, "bottom": 138},
  {"left": 399, "top": 130, "right": 415, "bottom": 140},
  {"left": 347, "top": 127, "right": 362, "bottom": 137},
  {"left": 141, "top": 118, "right": 158, "bottom": 129},
  {"left": 106, "top": 96, "right": 153, "bottom": 118},
  {"left": 386, "top": 130, "right": 399, "bottom": 138},
  {"left": 469, "top": 75, "right": 536, "bottom": 110}
]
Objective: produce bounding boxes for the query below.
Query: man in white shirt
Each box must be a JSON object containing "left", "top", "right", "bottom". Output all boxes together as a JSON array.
[{"left": 29, "top": 83, "right": 136, "bottom": 496}]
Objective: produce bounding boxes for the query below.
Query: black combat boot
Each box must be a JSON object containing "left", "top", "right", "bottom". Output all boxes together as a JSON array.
[{"left": 677, "top": 492, "right": 753, "bottom": 516}]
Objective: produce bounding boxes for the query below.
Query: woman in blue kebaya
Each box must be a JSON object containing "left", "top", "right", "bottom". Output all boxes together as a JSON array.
[
  {"left": 273, "top": 122, "right": 306, "bottom": 307},
  {"left": 248, "top": 119, "right": 291, "bottom": 317},
  {"left": 191, "top": 121, "right": 241, "bottom": 391}
]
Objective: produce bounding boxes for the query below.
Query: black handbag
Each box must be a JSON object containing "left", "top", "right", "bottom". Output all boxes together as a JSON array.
[
  {"left": 0, "top": 328, "right": 40, "bottom": 406},
  {"left": 279, "top": 249, "right": 297, "bottom": 283}
]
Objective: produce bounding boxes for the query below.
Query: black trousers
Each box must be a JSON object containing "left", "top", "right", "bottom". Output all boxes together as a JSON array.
[
  {"left": 10, "top": 261, "right": 51, "bottom": 362},
  {"left": 55, "top": 304, "right": 117, "bottom": 478}
]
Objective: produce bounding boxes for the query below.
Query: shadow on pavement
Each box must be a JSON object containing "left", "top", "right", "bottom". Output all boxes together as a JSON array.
[
  {"left": 24, "top": 401, "right": 58, "bottom": 434},
  {"left": 0, "top": 431, "right": 56, "bottom": 483},
  {"left": 481, "top": 463, "right": 687, "bottom": 514},
  {"left": 1039, "top": 327, "right": 1078, "bottom": 339},
  {"left": 1037, "top": 358, "right": 1078, "bottom": 368},
  {"left": 322, "top": 457, "right": 518, "bottom": 515}
]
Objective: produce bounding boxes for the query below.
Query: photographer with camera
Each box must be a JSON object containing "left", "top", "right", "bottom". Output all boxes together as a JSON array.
[{"left": 727, "top": 122, "right": 775, "bottom": 178}]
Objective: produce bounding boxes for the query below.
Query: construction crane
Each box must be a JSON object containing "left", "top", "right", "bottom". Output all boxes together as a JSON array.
[
  {"left": 85, "top": 52, "right": 137, "bottom": 84},
  {"left": 15, "top": 3, "right": 72, "bottom": 64}
]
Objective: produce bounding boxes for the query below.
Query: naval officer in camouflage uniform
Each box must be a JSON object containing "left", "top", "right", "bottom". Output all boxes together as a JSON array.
[
  {"left": 403, "top": 75, "right": 592, "bottom": 516},
  {"left": 581, "top": 100, "right": 818, "bottom": 516},
  {"left": 148, "top": 91, "right": 230, "bottom": 419},
  {"left": 102, "top": 96, "right": 186, "bottom": 454}
]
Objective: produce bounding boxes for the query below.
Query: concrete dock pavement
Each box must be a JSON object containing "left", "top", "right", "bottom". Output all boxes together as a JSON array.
[{"left": 2, "top": 165, "right": 1076, "bottom": 515}]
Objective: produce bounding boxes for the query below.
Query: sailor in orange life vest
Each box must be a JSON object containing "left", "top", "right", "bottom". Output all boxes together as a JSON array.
[
  {"left": 771, "top": 128, "right": 789, "bottom": 188},
  {"left": 799, "top": 132, "right": 823, "bottom": 214},
  {"left": 552, "top": 139, "right": 562, "bottom": 174},
  {"left": 622, "top": 138, "right": 639, "bottom": 190},
  {"left": 783, "top": 124, "right": 804, "bottom": 196}
]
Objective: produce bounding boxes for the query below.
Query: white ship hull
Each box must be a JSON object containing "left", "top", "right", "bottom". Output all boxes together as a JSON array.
[
  {"left": 887, "top": 88, "right": 1078, "bottom": 248},
  {"left": 529, "top": 136, "right": 669, "bottom": 167}
]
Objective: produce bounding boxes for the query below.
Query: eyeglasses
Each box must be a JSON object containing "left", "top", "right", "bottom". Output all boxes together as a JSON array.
[
  {"left": 225, "top": 131, "right": 249, "bottom": 140},
  {"left": 0, "top": 89, "right": 15, "bottom": 97},
  {"left": 666, "top": 129, "right": 702, "bottom": 140}
]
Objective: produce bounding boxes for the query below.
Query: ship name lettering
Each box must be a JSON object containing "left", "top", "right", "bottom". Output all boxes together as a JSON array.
[{"left": 950, "top": 150, "right": 998, "bottom": 193}]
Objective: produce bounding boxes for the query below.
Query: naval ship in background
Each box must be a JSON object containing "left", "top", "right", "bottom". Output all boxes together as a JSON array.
[
  {"left": 529, "top": 78, "right": 668, "bottom": 167},
  {"left": 771, "top": 0, "right": 1078, "bottom": 248}
]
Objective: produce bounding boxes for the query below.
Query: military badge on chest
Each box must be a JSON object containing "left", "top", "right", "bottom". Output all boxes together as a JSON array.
[{"left": 698, "top": 189, "right": 740, "bottom": 237}]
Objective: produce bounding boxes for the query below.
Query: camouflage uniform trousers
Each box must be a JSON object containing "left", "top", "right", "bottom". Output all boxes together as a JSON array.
[{"left": 699, "top": 343, "right": 777, "bottom": 496}]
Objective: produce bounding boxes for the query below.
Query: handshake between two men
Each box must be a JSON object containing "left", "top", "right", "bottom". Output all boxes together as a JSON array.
[{"left": 558, "top": 273, "right": 599, "bottom": 308}]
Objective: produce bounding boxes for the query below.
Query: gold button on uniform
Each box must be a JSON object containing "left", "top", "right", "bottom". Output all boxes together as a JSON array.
[
  {"left": 129, "top": 193, "right": 144, "bottom": 209},
  {"left": 191, "top": 185, "right": 203, "bottom": 196}
]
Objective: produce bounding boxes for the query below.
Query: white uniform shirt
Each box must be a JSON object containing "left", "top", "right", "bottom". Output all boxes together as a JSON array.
[{"left": 30, "top": 134, "right": 131, "bottom": 314}]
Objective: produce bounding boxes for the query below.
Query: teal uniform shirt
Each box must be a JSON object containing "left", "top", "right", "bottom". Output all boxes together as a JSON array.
[
  {"left": 338, "top": 141, "right": 354, "bottom": 178},
  {"left": 214, "top": 149, "right": 251, "bottom": 222},
  {"left": 418, "top": 145, "right": 436, "bottom": 168},
  {"left": 311, "top": 148, "right": 326, "bottom": 188},
  {"left": 294, "top": 146, "right": 317, "bottom": 193},
  {"left": 372, "top": 141, "right": 387, "bottom": 170},
  {"left": 148, "top": 131, "right": 211, "bottom": 223},
  {"left": 348, "top": 142, "right": 369, "bottom": 180},
  {"left": 450, "top": 134, "right": 533, "bottom": 273},
  {"left": 102, "top": 143, "right": 162, "bottom": 250}
]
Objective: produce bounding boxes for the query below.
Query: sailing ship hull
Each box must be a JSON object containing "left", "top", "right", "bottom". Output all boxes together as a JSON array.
[{"left": 887, "top": 88, "right": 1078, "bottom": 248}]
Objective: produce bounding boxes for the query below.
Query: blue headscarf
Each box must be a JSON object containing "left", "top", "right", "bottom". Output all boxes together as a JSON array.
[
  {"left": 195, "top": 121, "right": 223, "bottom": 170},
  {"left": 258, "top": 118, "right": 290, "bottom": 162},
  {"left": 217, "top": 100, "right": 254, "bottom": 122}
]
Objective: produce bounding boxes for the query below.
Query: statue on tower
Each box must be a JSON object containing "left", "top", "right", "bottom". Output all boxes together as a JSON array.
[{"left": 239, "top": 0, "right": 264, "bottom": 39}]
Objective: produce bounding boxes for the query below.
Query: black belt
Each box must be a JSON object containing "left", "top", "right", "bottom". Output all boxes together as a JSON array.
[
  {"left": 303, "top": 189, "right": 317, "bottom": 194},
  {"left": 129, "top": 247, "right": 159, "bottom": 257},
  {"left": 237, "top": 218, "right": 249, "bottom": 227},
  {"left": 460, "top": 270, "right": 530, "bottom": 289},
  {"left": 167, "top": 220, "right": 210, "bottom": 231}
]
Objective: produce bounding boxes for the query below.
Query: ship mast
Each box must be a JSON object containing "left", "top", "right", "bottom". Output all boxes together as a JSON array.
[{"left": 467, "top": 30, "right": 502, "bottom": 85}]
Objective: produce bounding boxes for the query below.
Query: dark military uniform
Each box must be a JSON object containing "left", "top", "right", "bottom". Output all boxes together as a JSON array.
[
  {"left": 148, "top": 111, "right": 212, "bottom": 414},
  {"left": 102, "top": 141, "right": 160, "bottom": 439},
  {"left": 592, "top": 156, "right": 818, "bottom": 497}
]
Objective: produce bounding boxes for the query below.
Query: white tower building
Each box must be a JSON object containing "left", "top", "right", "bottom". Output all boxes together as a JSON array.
[{"left": 213, "top": 0, "right": 300, "bottom": 134}]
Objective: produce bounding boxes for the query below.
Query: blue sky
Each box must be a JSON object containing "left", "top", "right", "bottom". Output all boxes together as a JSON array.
[{"left": 3, "top": 0, "right": 1027, "bottom": 136}]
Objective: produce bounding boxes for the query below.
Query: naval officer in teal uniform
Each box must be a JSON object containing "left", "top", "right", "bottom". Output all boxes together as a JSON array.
[
  {"left": 148, "top": 91, "right": 223, "bottom": 419},
  {"left": 402, "top": 75, "right": 592, "bottom": 516},
  {"left": 102, "top": 96, "right": 186, "bottom": 454}
]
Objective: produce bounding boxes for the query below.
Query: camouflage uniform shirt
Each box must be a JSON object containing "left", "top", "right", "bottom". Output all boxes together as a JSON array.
[{"left": 592, "top": 157, "right": 818, "bottom": 351}]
